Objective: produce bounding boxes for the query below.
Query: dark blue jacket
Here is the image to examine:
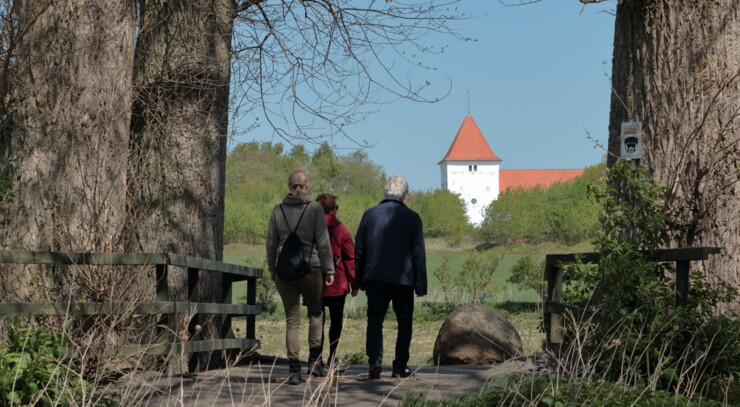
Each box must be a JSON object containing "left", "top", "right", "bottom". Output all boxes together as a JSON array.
[{"left": 355, "top": 197, "right": 427, "bottom": 295}]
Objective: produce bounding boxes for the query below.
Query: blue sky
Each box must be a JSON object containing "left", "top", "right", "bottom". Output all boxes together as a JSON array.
[{"left": 233, "top": 1, "right": 616, "bottom": 191}]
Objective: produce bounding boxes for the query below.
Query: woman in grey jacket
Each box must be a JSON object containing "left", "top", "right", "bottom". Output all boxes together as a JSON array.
[{"left": 266, "top": 169, "right": 335, "bottom": 385}]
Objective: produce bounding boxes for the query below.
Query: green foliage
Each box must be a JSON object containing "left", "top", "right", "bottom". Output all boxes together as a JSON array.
[
  {"left": 433, "top": 255, "right": 458, "bottom": 308},
  {"left": 310, "top": 142, "right": 341, "bottom": 192},
  {"left": 507, "top": 256, "right": 545, "bottom": 299},
  {"left": 401, "top": 374, "right": 724, "bottom": 406},
  {"left": 563, "top": 159, "right": 740, "bottom": 395},
  {"left": 341, "top": 351, "right": 368, "bottom": 366},
  {"left": 0, "top": 319, "right": 87, "bottom": 407},
  {"left": 414, "top": 302, "right": 456, "bottom": 322},
  {"left": 480, "top": 164, "right": 603, "bottom": 244},
  {"left": 224, "top": 141, "right": 386, "bottom": 244},
  {"left": 462, "top": 252, "right": 502, "bottom": 304},
  {"left": 224, "top": 142, "right": 299, "bottom": 244},
  {"left": 335, "top": 150, "right": 386, "bottom": 195},
  {"left": 434, "top": 252, "right": 502, "bottom": 305},
  {"left": 407, "top": 189, "right": 471, "bottom": 239},
  {"left": 243, "top": 256, "right": 278, "bottom": 314}
]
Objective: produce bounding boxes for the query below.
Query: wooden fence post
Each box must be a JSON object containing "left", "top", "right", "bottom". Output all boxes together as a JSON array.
[
  {"left": 155, "top": 263, "right": 170, "bottom": 345},
  {"left": 548, "top": 265, "right": 564, "bottom": 345},
  {"left": 675, "top": 260, "right": 690, "bottom": 307},
  {"left": 187, "top": 267, "right": 200, "bottom": 372},
  {"left": 246, "top": 277, "right": 256, "bottom": 341}
]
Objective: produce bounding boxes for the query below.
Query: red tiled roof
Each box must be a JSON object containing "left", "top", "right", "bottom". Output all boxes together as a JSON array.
[
  {"left": 499, "top": 169, "right": 584, "bottom": 193},
  {"left": 438, "top": 114, "right": 501, "bottom": 163}
]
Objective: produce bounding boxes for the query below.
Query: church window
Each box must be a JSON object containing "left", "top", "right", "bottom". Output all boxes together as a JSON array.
[
  {"left": 468, "top": 165, "right": 472, "bottom": 171},
  {"left": 474, "top": 165, "right": 478, "bottom": 171}
]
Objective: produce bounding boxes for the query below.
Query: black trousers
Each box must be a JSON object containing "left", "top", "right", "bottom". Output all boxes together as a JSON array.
[
  {"left": 322, "top": 294, "right": 347, "bottom": 363},
  {"left": 365, "top": 280, "right": 414, "bottom": 370}
]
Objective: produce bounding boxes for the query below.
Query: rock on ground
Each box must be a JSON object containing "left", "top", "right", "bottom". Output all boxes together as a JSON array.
[{"left": 433, "top": 303, "right": 524, "bottom": 365}]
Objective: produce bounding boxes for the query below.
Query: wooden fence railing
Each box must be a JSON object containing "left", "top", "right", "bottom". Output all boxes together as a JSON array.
[
  {"left": 0, "top": 251, "right": 262, "bottom": 372},
  {"left": 543, "top": 247, "right": 721, "bottom": 347}
]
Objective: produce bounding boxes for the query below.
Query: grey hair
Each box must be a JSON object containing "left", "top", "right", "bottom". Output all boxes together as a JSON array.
[{"left": 384, "top": 175, "right": 409, "bottom": 199}]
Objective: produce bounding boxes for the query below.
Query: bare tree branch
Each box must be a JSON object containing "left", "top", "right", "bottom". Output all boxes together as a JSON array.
[{"left": 230, "top": 0, "right": 469, "bottom": 147}]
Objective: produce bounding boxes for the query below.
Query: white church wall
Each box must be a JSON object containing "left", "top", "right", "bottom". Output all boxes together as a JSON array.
[
  {"left": 443, "top": 160, "right": 500, "bottom": 226},
  {"left": 440, "top": 164, "right": 448, "bottom": 189}
]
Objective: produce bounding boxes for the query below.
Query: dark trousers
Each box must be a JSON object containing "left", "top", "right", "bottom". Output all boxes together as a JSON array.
[
  {"left": 322, "top": 295, "right": 346, "bottom": 364},
  {"left": 365, "top": 280, "right": 414, "bottom": 371}
]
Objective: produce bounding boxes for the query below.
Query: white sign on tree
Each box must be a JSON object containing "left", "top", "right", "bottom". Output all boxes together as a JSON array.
[{"left": 620, "top": 122, "right": 642, "bottom": 159}]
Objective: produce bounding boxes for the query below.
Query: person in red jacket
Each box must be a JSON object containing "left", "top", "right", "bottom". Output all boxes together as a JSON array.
[{"left": 316, "top": 193, "right": 358, "bottom": 368}]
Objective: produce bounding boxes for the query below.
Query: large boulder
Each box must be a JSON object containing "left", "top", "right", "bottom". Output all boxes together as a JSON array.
[{"left": 433, "top": 303, "right": 523, "bottom": 365}]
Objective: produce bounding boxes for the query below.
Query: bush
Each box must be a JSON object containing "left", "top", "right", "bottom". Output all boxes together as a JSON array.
[
  {"left": 0, "top": 319, "right": 88, "bottom": 406},
  {"left": 479, "top": 164, "right": 603, "bottom": 244},
  {"left": 562, "top": 159, "right": 740, "bottom": 398},
  {"left": 240, "top": 256, "right": 278, "bottom": 315},
  {"left": 407, "top": 189, "right": 471, "bottom": 239},
  {"left": 507, "top": 255, "right": 545, "bottom": 299},
  {"left": 435, "top": 252, "right": 502, "bottom": 305},
  {"left": 224, "top": 141, "right": 386, "bottom": 244}
]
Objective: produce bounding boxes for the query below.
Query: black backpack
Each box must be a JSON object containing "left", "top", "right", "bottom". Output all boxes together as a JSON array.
[{"left": 276, "top": 203, "right": 314, "bottom": 281}]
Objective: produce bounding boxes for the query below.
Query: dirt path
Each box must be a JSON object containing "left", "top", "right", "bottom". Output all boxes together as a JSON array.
[{"left": 106, "top": 353, "right": 557, "bottom": 406}]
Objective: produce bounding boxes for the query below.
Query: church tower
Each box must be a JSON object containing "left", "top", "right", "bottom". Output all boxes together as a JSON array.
[{"left": 438, "top": 114, "right": 501, "bottom": 226}]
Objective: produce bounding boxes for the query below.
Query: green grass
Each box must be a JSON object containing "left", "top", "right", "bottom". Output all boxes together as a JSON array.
[
  {"left": 225, "top": 239, "right": 585, "bottom": 365},
  {"left": 225, "top": 252, "right": 542, "bottom": 305},
  {"left": 225, "top": 238, "right": 588, "bottom": 305},
  {"left": 401, "top": 374, "right": 728, "bottom": 407}
]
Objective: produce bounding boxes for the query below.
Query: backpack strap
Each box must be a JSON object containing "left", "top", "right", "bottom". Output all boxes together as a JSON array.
[{"left": 279, "top": 203, "right": 309, "bottom": 233}]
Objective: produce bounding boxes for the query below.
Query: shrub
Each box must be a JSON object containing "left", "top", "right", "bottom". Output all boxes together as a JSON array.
[
  {"left": 407, "top": 189, "right": 471, "bottom": 239},
  {"left": 341, "top": 351, "right": 368, "bottom": 366},
  {"left": 433, "top": 255, "right": 460, "bottom": 309},
  {"left": 507, "top": 255, "right": 545, "bottom": 299},
  {"left": 434, "top": 252, "right": 502, "bottom": 305},
  {"left": 0, "top": 319, "right": 88, "bottom": 406},
  {"left": 479, "top": 164, "right": 603, "bottom": 244},
  {"left": 242, "top": 256, "right": 278, "bottom": 315},
  {"left": 562, "top": 159, "right": 740, "bottom": 398},
  {"left": 462, "top": 252, "right": 502, "bottom": 304}
]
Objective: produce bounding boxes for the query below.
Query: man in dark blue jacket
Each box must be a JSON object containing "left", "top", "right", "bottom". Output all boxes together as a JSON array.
[{"left": 355, "top": 174, "right": 427, "bottom": 379}]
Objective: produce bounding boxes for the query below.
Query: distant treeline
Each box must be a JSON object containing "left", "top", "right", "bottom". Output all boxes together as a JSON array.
[{"left": 224, "top": 141, "right": 603, "bottom": 245}]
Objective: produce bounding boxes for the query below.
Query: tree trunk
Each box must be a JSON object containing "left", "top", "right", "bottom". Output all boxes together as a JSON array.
[
  {"left": 129, "top": 0, "right": 232, "bottom": 369},
  {"left": 0, "top": 0, "right": 136, "bottom": 301},
  {"left": 608, "top": 0, "right": 739, "bottom": 312}
]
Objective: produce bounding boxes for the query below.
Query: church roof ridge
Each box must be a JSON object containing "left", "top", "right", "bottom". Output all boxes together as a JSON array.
[{"left": 438, "top": 114, "right": 501, "bottom": 164}]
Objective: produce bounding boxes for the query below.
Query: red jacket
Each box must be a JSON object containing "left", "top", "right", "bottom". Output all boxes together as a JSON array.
[{"left": 323, "top": 213, "right": 356, "bottom": 297}]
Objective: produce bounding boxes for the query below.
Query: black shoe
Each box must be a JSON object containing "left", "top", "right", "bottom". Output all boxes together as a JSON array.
[
  {"left": 308, "top": 360, "right": 328, "bottom": 377},
  {"left": 368, "top": 363, "right": 382, "bottom": 379},
  {"left": 391, "top": 368, "right": 413, "bottom": 378},
  {"left": 288, "top": 372, "right": 302, "bottom": 385}
]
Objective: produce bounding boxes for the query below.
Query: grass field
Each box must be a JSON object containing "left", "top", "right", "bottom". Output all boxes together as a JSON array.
[{"left": 226, "top": 239, "right": 593, "bottom": 366}]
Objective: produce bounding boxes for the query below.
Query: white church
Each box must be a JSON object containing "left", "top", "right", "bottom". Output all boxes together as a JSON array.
[{"left": 439, "top": 114, "right": 584, "bottom": 225}]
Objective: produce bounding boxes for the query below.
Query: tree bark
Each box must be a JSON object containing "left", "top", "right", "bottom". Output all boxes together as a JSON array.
[
  {"left": 129, "top": 0, "right": 233, "bottom": 368},
  {"left": 0, "top": 0, "right": 136, "bottom": 301},
  {"left": 608, "top": 0, "right": 739, "bottom": 312}
]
